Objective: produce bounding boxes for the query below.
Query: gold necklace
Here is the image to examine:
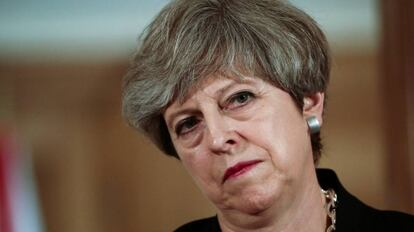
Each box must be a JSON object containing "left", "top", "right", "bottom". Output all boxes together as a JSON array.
[{"left": 321, "top": 188, "right": 337, "bottom": 232}]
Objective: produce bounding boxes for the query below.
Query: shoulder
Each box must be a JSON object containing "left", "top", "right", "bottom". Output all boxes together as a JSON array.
[
  {"left": 316, "top": 169, "right": 414, "bottom": 231},
  {"left": 365, "top": 209, "right": 414, "bottom": 231},
  {"left": 174, "top": 216, "right": 221, "bottom": 232}
]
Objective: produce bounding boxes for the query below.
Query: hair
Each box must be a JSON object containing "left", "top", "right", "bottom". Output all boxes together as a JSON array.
[{"left": 122, "top": 0, "right": 330, "bottom": 164}]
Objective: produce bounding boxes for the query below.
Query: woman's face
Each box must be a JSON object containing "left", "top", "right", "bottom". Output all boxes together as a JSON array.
[{"left": 163, "top": 75, "right": 324, "bottom": 215}]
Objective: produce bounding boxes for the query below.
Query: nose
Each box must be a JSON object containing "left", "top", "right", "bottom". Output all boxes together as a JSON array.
[{"left": 204, "top": 110, "right": 239, "bottom": 154}]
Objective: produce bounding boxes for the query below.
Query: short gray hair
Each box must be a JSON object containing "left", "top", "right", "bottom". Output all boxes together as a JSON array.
[{"left": 122, "top": 0, "right": 330, "bottom": 163}]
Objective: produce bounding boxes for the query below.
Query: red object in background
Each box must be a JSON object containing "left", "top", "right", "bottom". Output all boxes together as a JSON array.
[
  {"left": 0, "top": 132, "right": 14, "bottom": 232},
  {"left": 0, "top": 128, "right": 45, "bottom": 232}
]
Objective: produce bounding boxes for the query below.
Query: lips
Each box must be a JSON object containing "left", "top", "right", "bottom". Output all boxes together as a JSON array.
[{"left": 222, "top": 160, "right": 262, "bottom": 183}]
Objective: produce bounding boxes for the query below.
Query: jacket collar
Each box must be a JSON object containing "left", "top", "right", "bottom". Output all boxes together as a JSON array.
[{"left": 317, "top": 168, "right": 370, "bottom": 231}]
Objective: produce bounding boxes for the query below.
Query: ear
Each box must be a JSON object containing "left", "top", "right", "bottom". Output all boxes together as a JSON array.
[{"left": 302, "top": 92, "right": 325, "bottom": 126}]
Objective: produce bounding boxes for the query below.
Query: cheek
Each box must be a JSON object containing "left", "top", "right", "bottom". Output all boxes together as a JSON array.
[
  {"left": 241, "top": 107, "right": 310, "bottom": 170},
  {"left": 177, "top": 147, "right": 218, "bottom": 188},
  {"left": 179, "top": 155, "right": 225, "bottom": 202},
  {"left": 176, "top": 147, "right": 204, "bottom": 177}
]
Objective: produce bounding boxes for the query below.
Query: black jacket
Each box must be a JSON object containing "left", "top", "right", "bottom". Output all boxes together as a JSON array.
[{"left": 175, "top": 169, "right": 414, "bottom": 231}]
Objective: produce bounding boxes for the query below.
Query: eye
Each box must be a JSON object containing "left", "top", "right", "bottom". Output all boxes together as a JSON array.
[
  {"left": 175, "top": 116, "right": 200, "bottom": 136},
  {"left": 225, "top": 91, "right": 255, "bottom": 110}
]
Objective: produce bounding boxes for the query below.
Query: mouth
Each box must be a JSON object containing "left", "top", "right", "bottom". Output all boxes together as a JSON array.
[{"left": 222, "top": 160, "right": 263, "bottom": 183}]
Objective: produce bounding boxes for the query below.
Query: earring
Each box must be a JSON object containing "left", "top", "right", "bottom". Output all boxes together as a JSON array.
[{"left": 307, "top": 116, "right": 320, "bottom": 134}]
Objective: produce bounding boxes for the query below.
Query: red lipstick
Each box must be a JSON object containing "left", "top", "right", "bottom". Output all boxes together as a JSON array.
[{"left": 223, "top": 160, "right": 262, "bottom": 183}]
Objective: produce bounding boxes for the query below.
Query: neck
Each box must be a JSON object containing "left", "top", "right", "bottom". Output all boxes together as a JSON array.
[{"left": 218, "top": 169, "right": 327, "bottom": 232}]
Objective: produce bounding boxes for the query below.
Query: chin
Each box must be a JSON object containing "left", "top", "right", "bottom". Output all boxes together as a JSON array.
[{"left": 229, "top": 185, "right": 278, "bottom": 215}]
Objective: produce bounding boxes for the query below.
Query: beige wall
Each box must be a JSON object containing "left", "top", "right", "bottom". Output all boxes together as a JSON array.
[
  {"left": 320, "top": 51, "right": 387, "bottom": 208},
  {"left": 1, "top": 47, "right": 408, "bottom": 232}
]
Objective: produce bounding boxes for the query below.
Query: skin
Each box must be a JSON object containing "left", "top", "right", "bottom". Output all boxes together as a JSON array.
[{"left": 164, "top": 75, "right": 327, "bottom": 231}]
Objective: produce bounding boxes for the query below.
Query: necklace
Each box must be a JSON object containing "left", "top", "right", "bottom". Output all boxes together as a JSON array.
[{"left": 321, "top": 188, "right": 337, "bottom": 232}]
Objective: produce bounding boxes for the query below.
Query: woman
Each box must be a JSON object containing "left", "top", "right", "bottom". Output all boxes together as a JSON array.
[{"left": 122, "top": 0, "right": 414, "bottom": 231}]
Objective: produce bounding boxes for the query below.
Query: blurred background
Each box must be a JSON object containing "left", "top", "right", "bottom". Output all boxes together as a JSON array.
[{"left": 0, "top": 0, "right": 413, "bottom": 231}]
